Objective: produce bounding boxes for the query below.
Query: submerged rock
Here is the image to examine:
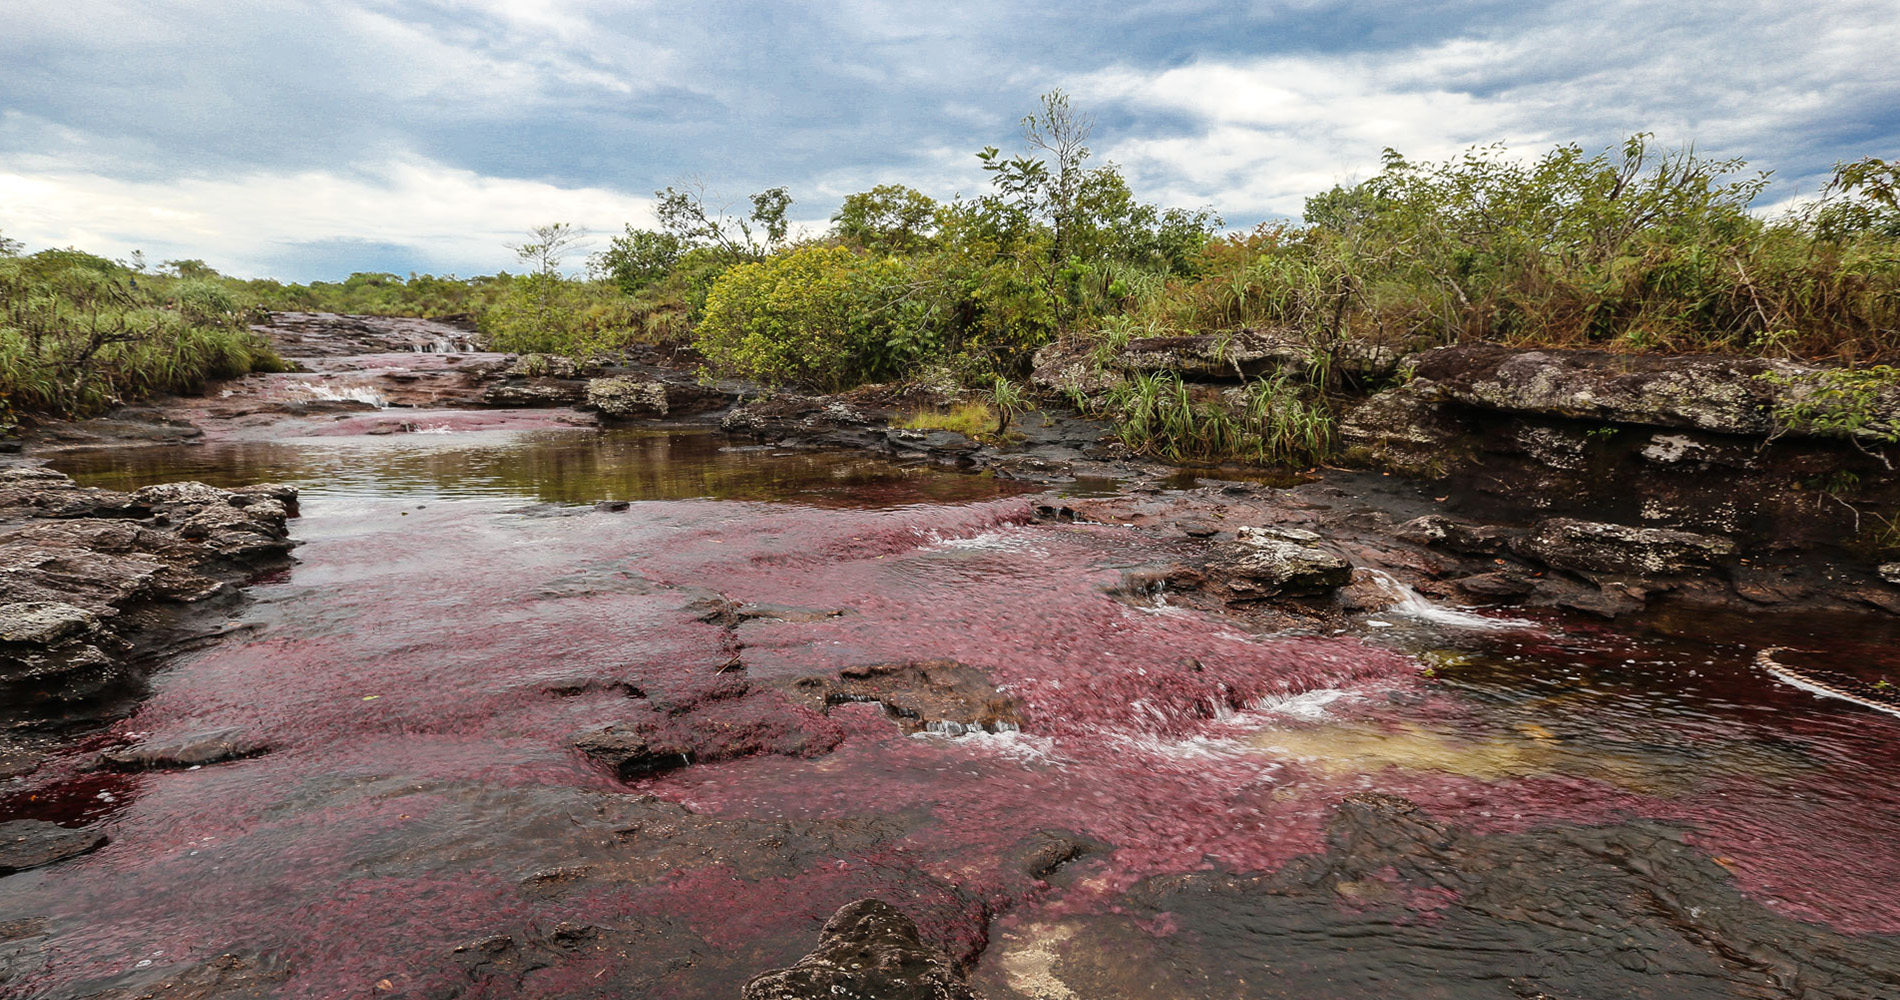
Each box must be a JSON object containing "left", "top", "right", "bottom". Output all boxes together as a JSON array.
[
  {"left": 741, "top": 898, "right": 981, "bottom": 1000},
  {"left": 100, "top": 726, "right": 269, "bottom": 771},
  {"left": 0, "top": 820, "right": 107, "bottom": 875}
]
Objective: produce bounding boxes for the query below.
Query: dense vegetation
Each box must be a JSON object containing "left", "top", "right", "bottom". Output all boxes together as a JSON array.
[
  {"left": 7, "top": 90, "right": 1898, "bottom": 464},
  {"left": 0, "top": 245, "right": 285, "bottom": 422}
]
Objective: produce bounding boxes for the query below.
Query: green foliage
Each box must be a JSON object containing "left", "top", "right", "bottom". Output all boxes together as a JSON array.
[
  {"left": 692, "top": 246, "right": 916, "bottom": 390},
  {"left": 656, "top": 183, "right": 792, "bottom": 263},
  {"left": 595, "top": 226, "right": 686, "bottom": 294},
  {"left": 0, "top": 250, "right": 283, "bottom": 418},
  {"left": 1758, "top": 365, "right": 1900, "bottom": 443},
  {"left": 895, "top": 401, "right": 997, "bottom": 439},
  {"left": 832, "top": 185, "right": 939, "bottom": 255},
  {"left": 1105, "top": 371, "right": 1334, "bottom": 466}
]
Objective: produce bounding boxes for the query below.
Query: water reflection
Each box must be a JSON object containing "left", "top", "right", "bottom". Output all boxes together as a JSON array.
[{"left": 49, "top": 428, "right": 1035, "bottom": 509}]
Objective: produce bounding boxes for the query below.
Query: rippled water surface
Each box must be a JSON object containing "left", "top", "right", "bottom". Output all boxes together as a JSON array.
[{"left": 5, "top": 427, "right": 1899, "bottom": 999}]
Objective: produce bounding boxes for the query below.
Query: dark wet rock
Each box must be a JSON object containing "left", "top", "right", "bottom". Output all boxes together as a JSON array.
[
  {"left": 0, "top": 819, "right": 107, "bottom": 874},
  {"left": 0, "top": 470, "right": 295, "bottom": 733},
  {"left": 737, "top": 603, "right": 850, "bottom": 623},
  {"left": 73, "top": 952, "right": 291, "bottom": 1000},
  {"left": 787, "top": 660, "right": 1024, "bottom": 734},
  {"left": 1206, "top": 525, "right": 1353, "bottom": 599},
  {"left": 100, "top": 726, "right": 268, "bottom": 771},
  {"left": 887, "top": 427, "right": 981, "bottom": 456},
  {"left": 1881, "top": 563, "right": 1900, "bottom": 585},
  {"left": 1515, "top": 517, "right": 1736, "bottom": 576},
  {"left": 1451, "top": 571, "right": 1539, "bottom": 599},
  {"left": 595, "top": 499, "right": 631, "bottom": 512},
  {"left": 572, "top": 725, "right": 695, "bottom": 779},
  {"left": 1393, "top": 514, "right": 1519, "bottom": 555},
  {"left": 1008, "top": 830, "right": 1102, "bottom": 883},
  {"left": 479, "top": 376, "right": 586, "bottom": 407},
  {"left": 742, "top": 898, "right": 981, "bottom": 1000},
  {"left": 1174, "top": 519, "right": 1220, "bottom": 538},
  {"left": 0, "top": 748, "right": 41, "bottom": 779},
  {"left": 1036, "top": 795, "right": 1900, "bottom": 1000}
]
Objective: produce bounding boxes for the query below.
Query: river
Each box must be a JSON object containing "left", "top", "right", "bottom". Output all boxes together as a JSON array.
[{"left": 3, "top": 334, "right": 1900, "bottom": 999}]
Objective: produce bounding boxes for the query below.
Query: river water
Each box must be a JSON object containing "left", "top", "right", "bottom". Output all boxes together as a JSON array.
[{"left": 5, "top": 424, "right": 1900, "bottom": 999}]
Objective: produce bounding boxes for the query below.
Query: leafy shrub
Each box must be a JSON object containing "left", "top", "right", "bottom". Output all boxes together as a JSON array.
[{"left": 692, "top": 246, "right": 915, "bottom": 390}]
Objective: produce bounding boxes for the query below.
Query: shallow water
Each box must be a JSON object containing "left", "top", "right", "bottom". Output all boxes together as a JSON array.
[{"left": 6, "top": 427, "right": 1900, "bottom": 999}]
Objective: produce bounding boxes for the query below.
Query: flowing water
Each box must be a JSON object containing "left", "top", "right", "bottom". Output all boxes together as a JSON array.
[{"left": 5, "top": 425, "right": 1900, "bottom": 999}]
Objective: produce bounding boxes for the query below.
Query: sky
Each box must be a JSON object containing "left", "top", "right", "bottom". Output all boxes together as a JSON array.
[{"left": 1, "top": 0, "right": 1896, "bottom": 282}]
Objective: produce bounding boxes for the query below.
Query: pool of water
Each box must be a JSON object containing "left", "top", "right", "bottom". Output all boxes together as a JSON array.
[{"left": 4, "top": 428, "right": 1898, "bottom": 999}]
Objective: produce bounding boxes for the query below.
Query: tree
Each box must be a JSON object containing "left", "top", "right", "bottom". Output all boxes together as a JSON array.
[
  {"left": 506, "top": 223, "right": 590, "bottom": 276},
  {"left": 0, "top": 230, "right": 22, "bottom": 257},
  {"left": 831, "top": 185, "right": 938, "bottom": 254},
  {"left": 979, "top": 90, "right": 1095, "bottom": 274},
  {"left": 594, "top": 226, "right": 686, "bottom": 294},
  {"left": 655, "top": 182, "right": 793, "bottom": 263}
]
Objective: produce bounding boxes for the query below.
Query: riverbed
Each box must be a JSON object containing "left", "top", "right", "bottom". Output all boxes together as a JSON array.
[{"left": 4, "top": 331, "right": 1900, "bottom": 999}]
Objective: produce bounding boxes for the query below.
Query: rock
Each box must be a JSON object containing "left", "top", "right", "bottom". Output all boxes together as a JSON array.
[
  {"left": 100, "top": 727, "right": 268, "bottom": 770},
  {"left": 595, "top": 500, "right": 631, "bottom": 512},
  {"left": 0, "top": 601, "right": 100, "bottom": 645},
  {"left": 1207, "top": 526, "right": 1353, "bottom": 598},
  {"left": 741, "top": 898, "right": 980, "bottom": 1000},
  {"left": 1175, "top": 519, "right": 1220, "bottom": 538},
  {"left": 786, "top": 660, "right": 1023, "bottom": 734},
  {"left": 1514, "top": 518, "right": 1736, "bottom": 576},
  {"left": 1393, "top": 515, "right": 1518, "bottom": 556},
  {"left": 572, "top": 725, "right": 694, "bottom": 780},
  {"left": 0, "top": 820, "right": 107, "bottom": 875},
  {"left": 1881, "top": 563, "right": 1900, "bottom": 585},
  {"left": 480, "top": 377, "right": 586, "bottom": 407},
  {"left": 0, "top": 471, "right": 295, "bottom": 733},
  {"left": 1402, "top": 344, "right": 1900, "bottom": 439},
  {"left": 1338, "top": 381, "right": 1469, "bottom": 473},
  {"left": 1450, "top": 571, "right": 1538, "bottom": 599},
  {"left": 586, "top": 376, "right": 671, "bottom": 418}
]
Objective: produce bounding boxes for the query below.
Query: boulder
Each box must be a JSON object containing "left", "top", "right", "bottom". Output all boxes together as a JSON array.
[
  {"left": 741, "top": 898, "right": 979, "bottom": 1000},
  {"left": 585, "top": 376, "right": 736, "bottom": 420},
  {"left": 571, "top": 725, "right": 694, "bottom": 780},
  {"left": 1514, "top": 518, "right": 1736, "bottom": 576},
  {"left": 1208, "top": 526, "right": 1353, "bottom": 598},
  {"left": 0, "top": 820, "right": 106, "bottom": 875}
]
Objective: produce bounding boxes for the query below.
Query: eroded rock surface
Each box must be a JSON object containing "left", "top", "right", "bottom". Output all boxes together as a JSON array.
[
  {"left": 0, "top": 820, "right": 106, "bottom": 875},
  {"left": 0, "top": 468, "right": 295, "bottom": 733},
  {"left": 742, "top": 899, "right": 981, "bottom": 1000}
]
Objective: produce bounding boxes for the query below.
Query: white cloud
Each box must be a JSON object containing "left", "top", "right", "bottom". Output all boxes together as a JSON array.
[
  {"left": 1073, "top": 1, "right": 1900, "bottom": 220},
  {"left": 0, "top": 156, "right": 660, "bottom": 279}
]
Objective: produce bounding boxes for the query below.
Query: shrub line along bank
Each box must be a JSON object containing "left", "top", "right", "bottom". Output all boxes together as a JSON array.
[{"left": 5, "top": 92, "right": 1898, "bottom": 461}]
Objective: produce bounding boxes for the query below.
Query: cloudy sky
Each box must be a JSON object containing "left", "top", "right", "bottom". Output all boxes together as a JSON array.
[{"left": 2, "top": 0, "right": 1896, "bottom": 281}]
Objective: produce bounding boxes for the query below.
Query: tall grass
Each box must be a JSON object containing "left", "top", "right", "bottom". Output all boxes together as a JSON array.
[
  {"left": 1106, "top": 370, "right": 1333, "bottom": 466},
  {"left": 0, "top": 252, "right": 284, "bottom": 419}
]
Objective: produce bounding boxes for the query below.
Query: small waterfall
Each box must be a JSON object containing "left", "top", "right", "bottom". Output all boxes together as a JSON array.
[
  {"left": 297, "top": 383, "right": 390, "bottom": 409},
  {"left": 410, "top": 336, "right": 477, "bottom": 353},
  {"left": 1359, "top": 569, "right": 1537, "bottom": 631}
]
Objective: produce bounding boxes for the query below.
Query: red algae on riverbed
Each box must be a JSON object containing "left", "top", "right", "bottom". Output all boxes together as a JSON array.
[{"left": 6, "top": 433, "right": 1900, "bottom": 998}]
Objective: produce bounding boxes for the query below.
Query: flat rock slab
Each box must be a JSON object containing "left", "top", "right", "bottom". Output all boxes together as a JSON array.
[
  {"left": 0, "top": 820, "right": 107, "bottom": 875},
  {"left": 100, "top": 727, "right": 268, "bottom": 771}
]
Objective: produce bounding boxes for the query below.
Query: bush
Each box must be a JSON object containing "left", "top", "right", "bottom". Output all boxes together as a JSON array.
[{"left": 692, "top": 246, "right": 916, "bottom": 390}]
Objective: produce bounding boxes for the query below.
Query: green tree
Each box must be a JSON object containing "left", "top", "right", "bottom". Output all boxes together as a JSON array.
[
  {"left": 655, "top": 182, "right": 793, "bottom": 263},
  {"left": 594, "top": 226, "right": 686, "bottom": 294},
  {"left": 831, "top": 185, "right": 939, "bottom": 254},
  {"left": 692, "top": 245, "right": 915, "bottom": 389}
]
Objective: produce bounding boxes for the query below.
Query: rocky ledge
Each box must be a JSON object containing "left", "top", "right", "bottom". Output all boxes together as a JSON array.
[{"left": 0, "top": 468, "right": 296, "bottom": 744}]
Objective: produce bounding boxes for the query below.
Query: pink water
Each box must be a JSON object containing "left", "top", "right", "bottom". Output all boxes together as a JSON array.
[{"left": 6, "top": 431, "right": 1900, "bottom": 998}]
